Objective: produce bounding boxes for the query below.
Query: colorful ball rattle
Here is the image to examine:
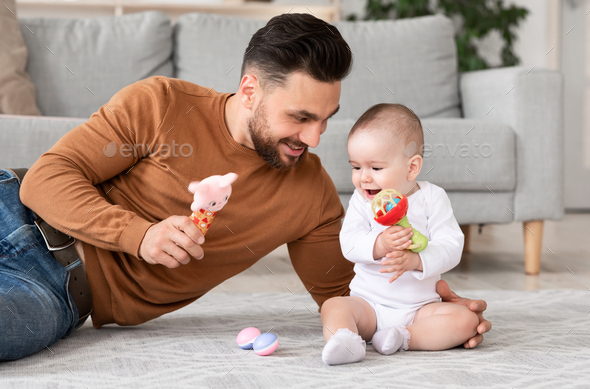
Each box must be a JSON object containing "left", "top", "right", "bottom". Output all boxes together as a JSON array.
[{"left": 371, "top": 189, "right": 428, "bottom": 253}]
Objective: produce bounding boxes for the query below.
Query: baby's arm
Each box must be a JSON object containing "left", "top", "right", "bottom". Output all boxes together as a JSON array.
[
  {"left": 378, "top": 187, "right": 462, "bottom": 282},
  {"left": 340, "top": 191, "right": 385, "bottom": 264},
  {"left": 410, "top": 188, "right": 464, "bottom": 280}
]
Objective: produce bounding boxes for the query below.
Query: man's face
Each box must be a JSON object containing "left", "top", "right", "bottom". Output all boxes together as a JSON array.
[{"left": 248, "top": 72, "right": 341, "bottom": 170}]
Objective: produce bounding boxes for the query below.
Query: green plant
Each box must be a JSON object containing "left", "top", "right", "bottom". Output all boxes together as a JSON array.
[{"left": 347, "top": 0, "right": 529, "bottom": 72}]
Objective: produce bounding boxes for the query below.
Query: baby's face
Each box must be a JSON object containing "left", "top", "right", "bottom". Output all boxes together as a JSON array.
[{"left": 347, "top": 131, "right": 411, "bottom": 202}]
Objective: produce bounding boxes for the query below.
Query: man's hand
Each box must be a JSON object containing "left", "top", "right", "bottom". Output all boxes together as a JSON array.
[
  {"left": 380, "top": 250, "right": 422, "bottom": 283},
  {"left": 436, "top": 279, "right": 492, "bottom": 348},
  {"left": 138, "top": 215, "right": 205, "bottom": 268}
]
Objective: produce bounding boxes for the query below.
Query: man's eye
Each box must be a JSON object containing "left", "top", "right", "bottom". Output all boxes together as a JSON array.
[{"left": 296, "top": 116, "right": 306, "bottom": 122}]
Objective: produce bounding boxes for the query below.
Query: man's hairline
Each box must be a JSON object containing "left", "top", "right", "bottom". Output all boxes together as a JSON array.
[{"left": 240, "top": 67, "right": 343, "bottom": 121}]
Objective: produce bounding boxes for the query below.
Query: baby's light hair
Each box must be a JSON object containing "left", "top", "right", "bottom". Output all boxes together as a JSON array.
[{"left": 348, "top": 103, "right": 424, "bottom": 158}]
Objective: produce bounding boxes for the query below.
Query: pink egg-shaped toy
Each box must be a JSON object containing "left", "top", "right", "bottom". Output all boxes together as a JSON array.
[
  {"left": 236, "top": 327, "right": 260, "bottom": 350},
  {"left": 253, "top": 333, "right": 279, "bottom": 356}
]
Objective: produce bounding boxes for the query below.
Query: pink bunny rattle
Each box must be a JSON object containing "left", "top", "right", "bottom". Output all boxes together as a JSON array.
[{"left": 188, "top": 173, "right": 238, "bottom": 236}]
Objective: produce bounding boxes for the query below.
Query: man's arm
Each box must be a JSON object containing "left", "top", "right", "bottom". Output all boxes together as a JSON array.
[
  {"left": 20, "top": 77, "right": 170, "bottom": 258},
  {"left": 287, "top": 168, "right": 354, "bottom": 311}
]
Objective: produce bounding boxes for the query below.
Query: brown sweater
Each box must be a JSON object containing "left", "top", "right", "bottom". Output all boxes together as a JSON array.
[{"left": 20, "top": 76, "right": 354, "bottom": 329}]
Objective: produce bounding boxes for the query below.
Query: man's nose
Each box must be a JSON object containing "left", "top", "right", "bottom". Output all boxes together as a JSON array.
[{"left": 299, "top": 123, "right": 323, "bottom": 148}]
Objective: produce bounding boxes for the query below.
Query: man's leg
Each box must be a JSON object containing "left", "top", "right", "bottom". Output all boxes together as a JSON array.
[
  {"left": 0, "top": 169, "right": 79, "bottom": 361},
  {"left": 1, "top": 271, "right": 77, "bottom": 361}
]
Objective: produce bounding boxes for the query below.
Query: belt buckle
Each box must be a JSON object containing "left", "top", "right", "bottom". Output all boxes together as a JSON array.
[{"left": 33, "top": 217, "right": 76, "bottom": 252}]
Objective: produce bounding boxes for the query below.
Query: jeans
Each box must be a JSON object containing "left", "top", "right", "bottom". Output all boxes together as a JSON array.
[{"left": 0, "top": 168, "right": 79, "bottom": 361}]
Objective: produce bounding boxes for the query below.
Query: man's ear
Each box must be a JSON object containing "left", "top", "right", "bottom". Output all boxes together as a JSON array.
[
  {"left": 238, "top": 73, "right": 259, "bottom": 110},
  {"left": 407, "top": 154, "right": 423, "bottom": 181}
]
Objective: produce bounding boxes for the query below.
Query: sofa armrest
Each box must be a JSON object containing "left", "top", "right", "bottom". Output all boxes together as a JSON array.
[{"left": 460, "top": 66, "right": 564, "bottom": 221}]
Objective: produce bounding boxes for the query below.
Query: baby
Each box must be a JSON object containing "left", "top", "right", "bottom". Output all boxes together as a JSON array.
[{"left": 321, "top": 103, "right": 479, "bottom": 365}]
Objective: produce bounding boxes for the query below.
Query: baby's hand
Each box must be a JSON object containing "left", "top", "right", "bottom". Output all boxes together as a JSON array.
[
  {"left": 380, "top": 250, "right": 422, "bottom": 283},
  {"left": 378, "top": 225, "right": 414, "bottom": 253}
]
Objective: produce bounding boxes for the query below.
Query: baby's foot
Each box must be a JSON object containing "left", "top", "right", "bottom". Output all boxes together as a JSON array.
[
  {"left": 371, "top": 325, "right": 411, "bottom": 355},
  {"left": 322, "top": 328, "right": 366, "bottom": 365}
]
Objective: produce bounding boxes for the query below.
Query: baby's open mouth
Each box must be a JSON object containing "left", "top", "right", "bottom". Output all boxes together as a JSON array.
[{"left": 365, "top": 189, "right": 381, "bottom": 196}]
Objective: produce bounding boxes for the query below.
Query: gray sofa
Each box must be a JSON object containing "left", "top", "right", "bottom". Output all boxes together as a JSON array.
[{"left": 0, "top": 11, "right": 563, "bottom": 274}]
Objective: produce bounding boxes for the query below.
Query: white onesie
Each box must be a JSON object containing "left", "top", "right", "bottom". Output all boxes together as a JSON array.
[{"left": 340, "top": 181, "right": 464, "bottom": 331}]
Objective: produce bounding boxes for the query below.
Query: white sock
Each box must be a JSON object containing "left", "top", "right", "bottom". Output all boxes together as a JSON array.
[
  {"left": 322, "top": 328, "right": 366, "bottom": 365},
  {"left": 371, "top": 325, "right": 411, "bottom": 355}
]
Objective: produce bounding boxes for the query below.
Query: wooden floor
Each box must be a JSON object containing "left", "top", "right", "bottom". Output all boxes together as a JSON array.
[{"left": 209, "top": 213, "right": 590, "bottom": 293}]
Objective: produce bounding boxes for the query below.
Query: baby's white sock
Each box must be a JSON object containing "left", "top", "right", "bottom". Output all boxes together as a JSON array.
[
  {"left": 322, "top": 328, "right": 366, "bottom": 365},
  {"left": 371, "top": 325, "right": 411, "bottom": 355}
]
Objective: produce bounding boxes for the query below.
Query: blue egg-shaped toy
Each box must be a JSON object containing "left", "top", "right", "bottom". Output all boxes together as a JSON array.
[
  {"left": 253, "top": 333, "right": 279, "bottom": 356},
  {"left": 236, "top": 327, "right": 260, "bottom": 350}
]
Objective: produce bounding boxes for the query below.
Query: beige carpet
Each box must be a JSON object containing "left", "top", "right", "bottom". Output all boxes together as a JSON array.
[{"left": 1, "top": 290, "right": 588, "bottom": 388}]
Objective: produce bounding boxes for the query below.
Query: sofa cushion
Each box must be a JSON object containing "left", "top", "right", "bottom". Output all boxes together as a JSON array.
[
  {"left": 0, "top": 0, "right": 41, "bottom": 115},
  {"left": 312, "top": 118, "right": 516, "bottom": 194},
  {"left": 173, "top": 13, "right": 460, "bottom": 120},
  {"left": 174, "top": 13, "right": 265, "bottom": 94},
  {"left": 418, "top": 118, "right": 516, "bottom": 191},
  {"left": 312, "top": 119, "right": 357, "bottom": 194},
  {"left": 19, "top": 11, "right": 173, "bottom": 118},
  {"left": 0, "top": 115, "right": 85, "bottom": 168},
  {"left": 334, "top": 15, "right": 461, "bottom": 120}
]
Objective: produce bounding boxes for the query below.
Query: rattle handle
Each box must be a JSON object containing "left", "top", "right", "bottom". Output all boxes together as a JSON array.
[{"left": 396, "top": 215, "right": 429, "bottom": 253}]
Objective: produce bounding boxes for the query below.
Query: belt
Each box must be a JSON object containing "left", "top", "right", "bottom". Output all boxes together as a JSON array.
[{"left": 8, "top": 168, "right": 93, "bottom": 329}]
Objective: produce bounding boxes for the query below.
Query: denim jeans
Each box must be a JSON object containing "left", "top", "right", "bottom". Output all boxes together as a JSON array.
[{"left": 0, "top": 168, "right": 79, "bottom": 361}]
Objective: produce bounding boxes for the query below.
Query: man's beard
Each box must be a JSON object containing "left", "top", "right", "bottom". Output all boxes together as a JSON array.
[{"left": 248, "top": 100, "right": 307, "bottom": 171}]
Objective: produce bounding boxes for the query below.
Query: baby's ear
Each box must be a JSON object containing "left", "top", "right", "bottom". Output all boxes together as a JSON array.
[{"left": 407, "top": 155, "right": 423, "bottom": 180}]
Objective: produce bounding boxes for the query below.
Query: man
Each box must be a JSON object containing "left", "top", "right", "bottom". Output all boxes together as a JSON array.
[{"left": 2, "top": 13, "right": 490, "bottom": 361}]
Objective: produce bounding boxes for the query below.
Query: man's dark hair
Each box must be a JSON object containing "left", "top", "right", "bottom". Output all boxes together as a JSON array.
[{"left": 241, "top": 13, "right": 353, "bottom": 90}]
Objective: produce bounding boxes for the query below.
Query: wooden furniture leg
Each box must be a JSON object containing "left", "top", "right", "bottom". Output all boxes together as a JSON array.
[
  {"left": 460, "top": 225, "right": 471, "bottom": 254},
  {"left": 523, "top": 220, "right": 544, "bottom": 275},
  {"left": 458, "top": 225, "right": 471, "bottom": 270}
]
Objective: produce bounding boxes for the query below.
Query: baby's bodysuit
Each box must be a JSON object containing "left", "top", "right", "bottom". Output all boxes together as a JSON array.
[{"left": 340, "top": 181, "right": 464, "bottom": 310}]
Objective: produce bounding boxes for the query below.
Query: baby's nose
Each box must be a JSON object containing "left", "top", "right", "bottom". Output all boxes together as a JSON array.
[{"left": 361, "top": 172, "right": 372, "bottom": 182}]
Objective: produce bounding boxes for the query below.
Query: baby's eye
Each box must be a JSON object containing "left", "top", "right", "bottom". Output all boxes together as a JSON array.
[
  {"left": 372, "top": 167, "right": 382, "bottom": 171},
  {"left": 223, "top": 195, "right": 229, "bottom": 202},
  {"left": 352, "top": 167, "right": 360, "bottom": 170},
  {"left": 209, "top": 201, "right": 217, "bottom": 207}
]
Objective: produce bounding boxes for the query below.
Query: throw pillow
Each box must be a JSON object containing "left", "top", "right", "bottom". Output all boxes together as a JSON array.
[{"left": 0, "top": 0, "right": 41, "bottom": 115}]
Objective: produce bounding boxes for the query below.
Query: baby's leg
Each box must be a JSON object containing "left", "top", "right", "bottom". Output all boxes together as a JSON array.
[
  {"left": 407, "top": 302, "right": 479, "bottom": 351},
  {"left": 321, "top": 296, "right": 377, "bottom": 342},
  {"left": 320, "top": 296, "right": 377, "bottom": 365}
]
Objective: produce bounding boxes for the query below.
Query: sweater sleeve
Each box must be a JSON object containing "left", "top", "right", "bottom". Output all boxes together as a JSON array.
[
  {"left": 339, "top": 190, "right": 382, "bottom": 264},
  {"left": 412, "top": 187, "right": 464, "bottom": 280},
  {"left": 287, "top": 168, "right": 355, "bottom": 311},
  {"left": 19, "top": 77, "right": 170, "bottom": 258}
]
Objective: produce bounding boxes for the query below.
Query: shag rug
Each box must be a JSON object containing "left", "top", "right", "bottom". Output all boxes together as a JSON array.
[{"left": 1, "top": 290, "right": 589, "bottom": 388}]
